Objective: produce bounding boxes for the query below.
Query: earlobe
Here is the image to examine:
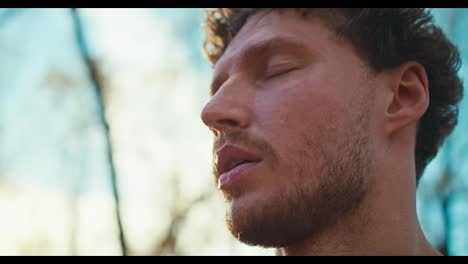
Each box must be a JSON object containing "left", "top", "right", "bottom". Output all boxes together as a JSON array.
[{"left": 384, "top": 62, "right": 429, "bottom": 135}]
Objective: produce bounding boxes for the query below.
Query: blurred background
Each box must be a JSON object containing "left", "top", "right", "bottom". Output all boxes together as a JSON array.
[{"left": 0, "top": 8, "right": 466, "bottom": 255}]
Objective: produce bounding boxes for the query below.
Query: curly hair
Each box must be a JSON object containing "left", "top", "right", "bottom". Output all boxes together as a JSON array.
[{"left": 202, "top": 8, "right": 464, "bottom": 182}]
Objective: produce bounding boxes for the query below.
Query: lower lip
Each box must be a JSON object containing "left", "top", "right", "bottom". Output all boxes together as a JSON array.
[{"left": 218, "top": 161, "right": 261, "bottom": 190}]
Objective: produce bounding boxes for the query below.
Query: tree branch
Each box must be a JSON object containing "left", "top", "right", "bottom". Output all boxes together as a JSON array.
[{"left": 69, "top": 8, "right": 127, "bottom": 256}]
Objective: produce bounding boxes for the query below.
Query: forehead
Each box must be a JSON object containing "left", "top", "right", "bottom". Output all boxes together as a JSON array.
[{"left": 214, "top": 10, "right": 339, "bottom": 73}]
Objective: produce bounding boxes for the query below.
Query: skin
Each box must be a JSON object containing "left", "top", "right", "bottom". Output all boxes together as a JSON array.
[{"left": 200, "top": 10, "right": 441, "bottom": 256}]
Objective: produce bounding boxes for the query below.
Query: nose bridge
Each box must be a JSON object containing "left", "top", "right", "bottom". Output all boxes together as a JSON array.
[
  {"left": 201, "top": 76, "right": 252, "bottom": 131},
  {"left": 213, "top": 78, "right": 247, "bottom": 108}
]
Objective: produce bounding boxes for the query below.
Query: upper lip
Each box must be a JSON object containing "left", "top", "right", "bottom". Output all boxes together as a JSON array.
[{"left": 215, "top": 144, "right": 262, "bottom": 178}]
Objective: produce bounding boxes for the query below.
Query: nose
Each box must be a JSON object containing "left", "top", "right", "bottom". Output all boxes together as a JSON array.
[{"left": 201, "top": 80, "right": 252, "bottom": 136}]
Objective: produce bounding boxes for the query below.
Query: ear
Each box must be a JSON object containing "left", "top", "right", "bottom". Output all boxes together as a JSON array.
[{"left": 384, "top": 62, "right": 429, "bottom": 135}]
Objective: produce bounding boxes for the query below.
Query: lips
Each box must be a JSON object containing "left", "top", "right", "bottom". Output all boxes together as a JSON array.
[{"left": 215, "top": 145, "right": 262, "bottom": 180}]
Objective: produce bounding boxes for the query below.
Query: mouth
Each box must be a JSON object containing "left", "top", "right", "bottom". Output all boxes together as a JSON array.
[
  {"left": 215, "top": 144, "right": 263, "bottom": 183},
  {"left": 223, "top": 159, "right": 256, "bottom": 174}
]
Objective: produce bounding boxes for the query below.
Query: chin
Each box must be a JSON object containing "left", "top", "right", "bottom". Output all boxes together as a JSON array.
[{"left": 225, "top": 191, "right": 310, "bottom": 248}]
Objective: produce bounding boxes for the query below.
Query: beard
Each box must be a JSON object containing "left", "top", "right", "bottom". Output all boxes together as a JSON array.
[{"left": 222, "top": 104, "right": 372, "bottom": 249}]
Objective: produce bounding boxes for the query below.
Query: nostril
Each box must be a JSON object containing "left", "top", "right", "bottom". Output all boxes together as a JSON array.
[{"left": 210, "top": 128, "right": 219, "bottom": 137}]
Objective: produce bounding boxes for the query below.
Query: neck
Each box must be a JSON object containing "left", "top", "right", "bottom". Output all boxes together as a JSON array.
[
  {"left": 278, "top": 193, "right": 440, "bottom": 255},
  {"left": 278, "top": 145, "right": 441, "bottom": 256}
]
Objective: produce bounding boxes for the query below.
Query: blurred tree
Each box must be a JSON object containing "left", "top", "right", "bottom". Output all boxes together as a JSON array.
[
  {"left": 70, "top": 8, "right": 127, "bottom": 256},
  {"left": 152, "top": 173, "right": 212, "bottom": 255},
  {"left": 427, "top": 8, "right": 468, "bottom": 256}
]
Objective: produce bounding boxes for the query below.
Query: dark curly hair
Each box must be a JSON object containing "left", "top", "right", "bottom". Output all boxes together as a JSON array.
[{"left": 202, "top": 8, "right": 464, "bottom": 183}]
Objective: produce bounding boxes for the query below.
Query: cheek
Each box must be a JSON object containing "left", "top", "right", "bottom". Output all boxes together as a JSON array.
[
  {"left": 255, "top": 76, "right": 345, "bottom": 148},
  {"left": 255, "top": 77, "right": 345, "bottom": 128}
]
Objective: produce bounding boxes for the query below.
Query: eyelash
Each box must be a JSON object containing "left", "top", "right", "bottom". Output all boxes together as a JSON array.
[{"left": 264, "top": 65, "right": 298, "bottom": 79}]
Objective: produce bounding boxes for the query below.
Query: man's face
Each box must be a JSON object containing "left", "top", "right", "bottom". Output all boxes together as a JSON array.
[{"left": 201, "top": 10, "right": 376, "bottom": 247}]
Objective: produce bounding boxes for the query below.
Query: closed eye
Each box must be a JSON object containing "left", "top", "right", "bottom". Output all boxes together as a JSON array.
[{"left": 264, "top": 65, "right": 299, "bottom": 79}]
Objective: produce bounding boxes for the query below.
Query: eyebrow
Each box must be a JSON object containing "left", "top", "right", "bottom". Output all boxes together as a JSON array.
[{"left": 209, "top": 36, "right": 311, "bottom": 96}]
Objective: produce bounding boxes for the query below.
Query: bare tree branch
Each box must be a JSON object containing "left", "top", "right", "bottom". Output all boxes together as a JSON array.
[
  {"left": 69, "top": 8, "right": 127, "bottom": 256},
  {"left": 153, "top": 174, "right": 213, "bottom": 255},
  {"left": 440, "top": 191, "right": 452, "bottom": 256}
]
